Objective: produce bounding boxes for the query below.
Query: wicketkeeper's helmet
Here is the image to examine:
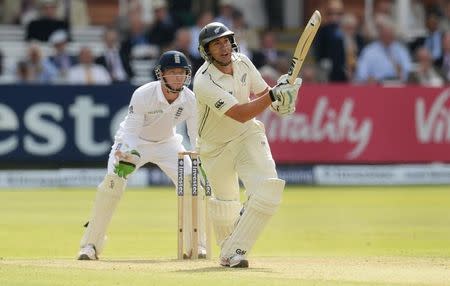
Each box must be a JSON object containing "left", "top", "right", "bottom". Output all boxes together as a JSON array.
[
  {"left": 155, "top": 50, "right": 192, "bottom": 89},
  {"left": 198, "top": 22, "right": 239, "bottom": 62}
]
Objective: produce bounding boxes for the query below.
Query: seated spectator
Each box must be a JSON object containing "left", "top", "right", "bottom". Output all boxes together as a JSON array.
[
  {"left": 435, "top": 31, "right": 450, "bottom": 83},
  {"left": 48, "top": 30, "right": 77, "bottom": 82},
  {"left": 120, "top": 4, "right": 158, "bottom": 61},
  {"left": 300, "top": 63, "right": 321, "bottom": 84},
  {"left": 408, "top": 47, "right": 444, "bottom": 87},
  {"left": 19, "top": 43, "right": 58, "bottom": 83},
  {"left": 26, "top": 0, "right": 70, "bottom": 42},
  {"left": 214, "top": 0, "right": 235, "bottom": 29},
  {"left": 423, "top": 9, "right": 443, "bottom": 61},
  {"left": 169, "top": 28, "right": 203, "bottom": 74},
  {"left": 189, "top": 11, "right": 214, "bottom": 59},
  {"left": 0, "top": 49, "right": 3, "bottom": 76},
  {"left": 96, "top": 28, "right": 132, "bottom": 83},
  {"left": 67, "top": 47, "right": 111, "bottom": 85},
  {"left": 252, "top": 29, "right": 285, "bottom": 70},
  {"left": 340, "top": 13, "right": 365, "bottom": 81},
  {"left": 363, "top": 0, "right": 395, "bottom": 42},
  {"left": 148, "top": 0, "right": 178, "bottom": 50},
  {"left": 1, "top": 0, "right": 38, "bottom": 25},
  {"left": 15, "top": 60, "right": 34, "bottom": 84},
  {"left": 439, "top": 0, "right": 450, "bottom": 32},
  {"left": 314, "top": 0, "right": 347, "bottom": 82},
  {"left": 259, "top": 54, "right": 290, "bottom": 84},
  {"left": 354, "top": 15, "right": 412, "bottom": 84},
  {"left": 231, "top": 9, "right": 258, "bottom": 58}
]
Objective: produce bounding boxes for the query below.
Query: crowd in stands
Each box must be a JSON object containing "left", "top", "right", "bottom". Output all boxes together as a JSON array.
[{"left": 0, "top": 0, "right": 449, "bottom": 86}]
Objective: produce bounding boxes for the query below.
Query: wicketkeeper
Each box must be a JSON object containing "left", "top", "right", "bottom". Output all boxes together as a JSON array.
[{"left": 78, "top": 51, "right": 208, "bottom": 260}]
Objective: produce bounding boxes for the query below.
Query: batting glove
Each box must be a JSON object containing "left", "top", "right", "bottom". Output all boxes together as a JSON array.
[
  {"left": 114, "top": 147, "right": 141, "bottom": 179},
  {"left": 269, "top": 74, "right": 302, "bottom": 116}
]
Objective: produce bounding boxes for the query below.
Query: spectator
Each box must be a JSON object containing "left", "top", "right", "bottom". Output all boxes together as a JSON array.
[
  {"left": 435, "top": 31, "right": 450, "bottom": 83},
  {"left": 67, "top": 47, "right": 111, "bottom": 85},
  {"left": 148, "top": 0, "right": 178, "bottom": 50},
  {"left": 252, "top": 29, "right": 285, "bottom": 70},
  {"left": 15, "top": 60, "right": 34, "bottom": 83},
  {"left": 48, "top": 30, "right": 77, "bottom": 82},
  {"left": 423, "top": 9, "right": 443, "bottom": 61},
  {"left": 439, "top": 0, "right": 450, "bottom": 31},
  {"left": 408, "top": 47, "right": 444, "bottom": 87},
  {"left": 314, "top": 0, "right": 347, "bottom": 82},
  {"left": 231, "top": 9, "right": 258, "bottom": 58},
  {"left": 170, "top": 27, "right": 203, "bottom": 74},
  {"left": 214, "top": 0, "right": 235, "bottom": 29},
  {"left": 20, "top": 43, "right": 58, "bottom": 83},
  {"left": 300, "top": 63, "right": 321, "bottom": 84},
  {"left": 259, "top": 54, "right": 290, "bottom": 84},
  {"left": 354, "top": 15, "right": 412, "bottom": 84},
  {"left": 120, "top": 3, "right": 157, "bottom": 62},
  {"left": 189, "top": 11, "right": 214, "bottom": 59},
  {"left": 402, "top": 0, "right": 427, "bottom": 41},
  {"left": 1, "top": 0, "right": 38, "bottom": 25},
  {"left": 363, "top": 0, "right": 395, "bottom": 42},
  {"left": 340, "top": 13, "right": 365, "bottom": 81},
  {"left": 0, "top": 49, "right": 3, "bottom": 76},
  {"left": 96, "top": 28, "right": 132, "bottom": 83},
  {"left": 26, "top": 0, "right": 70, "bottom": 42}
]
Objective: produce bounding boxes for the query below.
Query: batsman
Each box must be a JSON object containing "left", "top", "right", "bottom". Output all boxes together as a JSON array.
[
  {"left": 77, "top": 51, "right": 208, "bottom": 260},
  {"left": 194, "top": 22, "right": 302, "bottom": 268}
]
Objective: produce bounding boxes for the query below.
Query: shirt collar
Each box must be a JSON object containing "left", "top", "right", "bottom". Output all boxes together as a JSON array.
[
  {"left": 206, "top": 55, "right": 239, "bottom": 81},
  {"left": 157, "top": 81, "right": 187, "bottom": 105}
]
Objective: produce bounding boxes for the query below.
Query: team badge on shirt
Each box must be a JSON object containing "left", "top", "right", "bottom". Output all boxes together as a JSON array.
[
  {"left": 215, "top": 99, "right": 225, "bottom": 109},
  {"left": 128, "top": 105, "right": 134, "bottom": 114},
  {"left": 175, "top": 107, "right": 184, "bottom": 119}
]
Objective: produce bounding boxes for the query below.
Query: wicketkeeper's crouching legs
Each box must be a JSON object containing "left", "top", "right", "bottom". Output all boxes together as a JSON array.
[
  {"left": 79, "top": 174, "right": 126, "bottom": 259},
  {"left": 220, "top": 178, "right": 285, "bottom": 267}
]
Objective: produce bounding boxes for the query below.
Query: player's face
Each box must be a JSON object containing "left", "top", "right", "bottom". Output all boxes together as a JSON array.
[
  {"left": 208, "top": 36, "right": 232, "bottom": 65},
  {"left": 161, "top": 67, "right": 187, "bottom": 90}
]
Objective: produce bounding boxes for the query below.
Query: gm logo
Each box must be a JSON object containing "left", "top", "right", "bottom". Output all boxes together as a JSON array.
[{"left": 214, "top": 99, "right": 225, "bottom": 109}]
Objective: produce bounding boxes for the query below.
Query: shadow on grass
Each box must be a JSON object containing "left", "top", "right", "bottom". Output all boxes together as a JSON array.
[
  {"left": 104, "top": 259, "right": 164, "bottom": 264},
  {"left": 174, "top": 266, "right": 275, "bottom": 273}
]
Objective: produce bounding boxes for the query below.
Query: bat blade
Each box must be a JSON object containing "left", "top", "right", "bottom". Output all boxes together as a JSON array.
[{"left": 287, "top": 10, "right": 321, "bottom": 84}]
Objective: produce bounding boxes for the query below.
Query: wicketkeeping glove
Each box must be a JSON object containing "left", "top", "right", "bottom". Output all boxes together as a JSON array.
[
  {"left": 114, "top": 147, "right": 141, "bottom": 179},
  {"left": 269, "top": 74, "right": 302, "bottom": 116}
]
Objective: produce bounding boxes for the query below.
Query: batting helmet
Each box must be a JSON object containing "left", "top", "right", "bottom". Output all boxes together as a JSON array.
[
  {"left": 198, "top": 22, "right": 239, "bottom": 62},
  {"left": 155, "top": 51, "right": 192, "bottom": 90}
]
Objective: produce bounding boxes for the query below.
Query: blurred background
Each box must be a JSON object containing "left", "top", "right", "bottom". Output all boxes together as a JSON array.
[{"left": 0, "top": 0, "right": 449, "bottom": 187}]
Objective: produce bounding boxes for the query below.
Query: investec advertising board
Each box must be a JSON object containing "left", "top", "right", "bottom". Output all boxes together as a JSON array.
[
  {"left": 1, "top": 84, "right": 449, "bottom": 164},
  {"left": 0, "top": 85, "right": 134, "bottom": 162}
]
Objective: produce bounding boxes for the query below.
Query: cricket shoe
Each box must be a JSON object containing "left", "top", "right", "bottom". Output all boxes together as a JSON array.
[
  {"left": 219, "top": 254, "right": 249, "bottom": 268},
  {"left": 77, "top": 244, "right": 98, "bottom": 260}
]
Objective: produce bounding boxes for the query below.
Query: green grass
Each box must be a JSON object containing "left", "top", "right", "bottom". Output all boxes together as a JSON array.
[{"left": 1, "top": 186, "right": 450, "bottom": 285}]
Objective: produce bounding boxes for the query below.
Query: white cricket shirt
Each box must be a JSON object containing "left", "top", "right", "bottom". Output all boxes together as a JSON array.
[
  {"left": 193, "top": 53, "right": 269, "bottom": 145},
  {"left": 114, "top": 81, "right": 197, "bottom": 149}
]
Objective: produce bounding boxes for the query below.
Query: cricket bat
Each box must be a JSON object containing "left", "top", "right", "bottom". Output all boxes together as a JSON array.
[{"left": 287, "top": 10, "right": 321, "bottom": 84}]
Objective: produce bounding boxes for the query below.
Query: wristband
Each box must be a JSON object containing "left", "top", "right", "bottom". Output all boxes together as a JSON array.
[{"left": 268, "top": 89, "right": 276, "bottom": 102}]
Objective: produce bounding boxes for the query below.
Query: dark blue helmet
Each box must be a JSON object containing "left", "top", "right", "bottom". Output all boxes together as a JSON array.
[
  {"left": 155, "top": 51, "right": 192, "bottom": 91},
  {"left": 198, "top": 22, "right": 239, "bottom": 62}
]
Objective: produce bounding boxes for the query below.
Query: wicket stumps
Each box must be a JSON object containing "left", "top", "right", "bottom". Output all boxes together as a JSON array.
[{"left": 177, "top": 151, "right": 212, "bottom": 260}]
